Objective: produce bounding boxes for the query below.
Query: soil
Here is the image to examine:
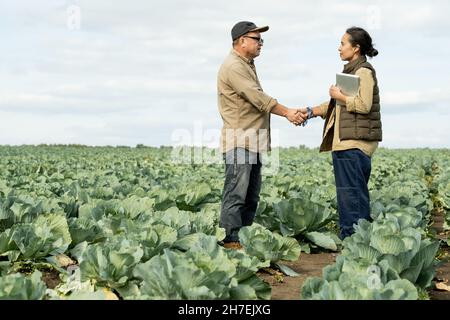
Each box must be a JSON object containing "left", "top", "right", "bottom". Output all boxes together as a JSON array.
[
  {"left": 41, "top": 269, "right": 61, "bottom": 289},
  {"left": 428, "top": 208, "right": 450, "bottom": 300},
  {"left": 431, "top": 210, "right": 449, "bottom": 241},
  {"left": 429, "top": 246, "right": 450, "bottom": 300},
  {"left": 258, "top": 252, "right": 336, "bottom": 300}
]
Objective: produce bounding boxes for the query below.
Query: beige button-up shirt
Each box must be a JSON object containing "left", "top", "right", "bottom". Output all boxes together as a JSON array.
[
  {"left": 217, "top": 49, "right": 278, "bottom": 153},
  {"left": 317, "top": 67, "right": 378, "bottom": 157}
]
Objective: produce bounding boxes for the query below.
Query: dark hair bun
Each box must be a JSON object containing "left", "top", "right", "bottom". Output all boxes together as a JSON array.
[
  {"left": 346, "top": 27, "right": 379, "bottom": 58},
  {"left": 367, "top": 47, "right": 379, "bottom": 57}
]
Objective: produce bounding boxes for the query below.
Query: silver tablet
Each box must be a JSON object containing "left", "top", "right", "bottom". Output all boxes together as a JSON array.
[{"left": 336, "top": 73, "right": 360, "bottom": 96}]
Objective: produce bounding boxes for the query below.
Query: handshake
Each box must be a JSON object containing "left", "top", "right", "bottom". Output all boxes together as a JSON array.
[{"left": 285, "top": 107, "right": 312, "bottom": 126}]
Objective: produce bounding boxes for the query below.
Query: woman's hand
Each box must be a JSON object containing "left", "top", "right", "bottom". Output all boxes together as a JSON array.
[{"left": 329, "top": 85, "right": 347, "bottom": 103}]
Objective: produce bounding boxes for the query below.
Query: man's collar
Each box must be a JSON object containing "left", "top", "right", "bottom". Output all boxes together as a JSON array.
[{"left": 231, "top": 49, "right": 254, "bottom": 65}]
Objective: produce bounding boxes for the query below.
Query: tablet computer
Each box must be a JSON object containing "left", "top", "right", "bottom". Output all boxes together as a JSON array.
[{"left": 336, "top": 73, "right": 360, "bottom": 96}]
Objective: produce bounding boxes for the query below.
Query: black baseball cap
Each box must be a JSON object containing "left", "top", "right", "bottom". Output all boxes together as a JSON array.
[{"left": 231, "top": 21, "right": 269, "bottom": 41}]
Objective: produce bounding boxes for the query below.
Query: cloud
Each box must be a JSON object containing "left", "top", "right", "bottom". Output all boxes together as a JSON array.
[
  {"left": 378, "top": 88, "right": 449, "bottom": 118},
  {"left": 0, "top": 1, "right": 449, "bottom": 148},
  {"left": 383, "top": 88, "right": 450, "bottom": 106}
]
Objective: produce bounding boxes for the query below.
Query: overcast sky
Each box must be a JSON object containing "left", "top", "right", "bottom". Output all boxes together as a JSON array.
[{"left": 1, "top": 0, "right": 449, "bottom": 149}]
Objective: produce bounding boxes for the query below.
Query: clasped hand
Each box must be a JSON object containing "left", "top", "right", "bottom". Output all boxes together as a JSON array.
[{"left": 286, "top": 108, "right": 308, "bottom": 126}]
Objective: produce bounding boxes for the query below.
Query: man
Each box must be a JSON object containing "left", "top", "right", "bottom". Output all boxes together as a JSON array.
[{"left": 217, "top": 21, "right": 305, "bottom": 249}]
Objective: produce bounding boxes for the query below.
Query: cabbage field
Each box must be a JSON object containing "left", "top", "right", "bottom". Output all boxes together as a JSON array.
[{"left": 0, "top": 145, "right": 449, "bottom": 300}]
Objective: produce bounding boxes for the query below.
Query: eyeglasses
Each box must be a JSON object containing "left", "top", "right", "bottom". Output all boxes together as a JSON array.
[{"left": 243, "top": 36, "right": 264, "bottom": 44}]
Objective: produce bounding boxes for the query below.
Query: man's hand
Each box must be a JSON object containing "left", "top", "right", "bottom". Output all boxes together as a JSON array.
[
  {"left": 297, "top": 107, "right": 308, "bottom": 117},
  {"left": 285, "top": 108, "right": 306, "bottom": 126},
  {"left": 296, "top": 107, "right": 311, "bottom": 127},
  {"left": 270, "top": 103, "right": 308, "bottom": 125}
]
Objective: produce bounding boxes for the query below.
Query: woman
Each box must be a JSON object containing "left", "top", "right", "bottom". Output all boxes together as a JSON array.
[{"left": 303, "top": 27, "right": 382, "bottom": 239}]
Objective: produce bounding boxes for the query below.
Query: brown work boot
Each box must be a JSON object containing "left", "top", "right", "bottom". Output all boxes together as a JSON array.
[{"left": 223, "top": 242, "right": 243, "bottom": 250}]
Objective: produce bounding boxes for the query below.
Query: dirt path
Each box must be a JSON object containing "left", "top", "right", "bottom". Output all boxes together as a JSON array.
[
  {"left": 429, "top": 246, "right": 450, "bottom": 300},
  {"left": 429, "top": 209, "right": 450, "bottom": 300},
  {"left": 258, "top": 252, "right": 336, "bottom": 300}
]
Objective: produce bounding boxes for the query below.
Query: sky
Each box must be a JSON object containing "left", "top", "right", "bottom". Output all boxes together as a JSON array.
[{"left": 1, "top": 0, "right": 449, "bottom": 149}]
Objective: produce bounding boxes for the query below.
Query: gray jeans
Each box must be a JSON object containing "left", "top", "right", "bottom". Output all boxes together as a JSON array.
[{"left": 220, "top": 148, "right": 262, "bottom": 242}]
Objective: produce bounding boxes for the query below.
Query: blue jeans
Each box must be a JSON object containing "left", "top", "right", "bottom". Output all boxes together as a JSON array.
[
  {"left": 220, "top": 148, "right": 262, "bottom": 243},
  {"left": 332, "top": 149, "right": 372, "bottom": 239}
]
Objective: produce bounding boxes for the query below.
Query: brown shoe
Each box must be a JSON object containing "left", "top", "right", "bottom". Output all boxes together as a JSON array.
[{"left": 223, "top": 242, "right": 243, "bottom": 250}]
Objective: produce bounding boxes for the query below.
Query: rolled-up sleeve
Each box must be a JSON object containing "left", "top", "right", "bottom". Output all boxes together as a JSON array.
[
  {"left": 345, "top": 68, "right": 374, "bottom": 114},
  {"left": 227, "top": 64, "right": 277, "bottom": 113},
  {"left": 316, "top": 101, "right": 330, "bottom": 119}
]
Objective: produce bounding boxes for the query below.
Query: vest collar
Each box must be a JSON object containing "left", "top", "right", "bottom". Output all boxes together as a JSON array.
[{"left": 343, "top": 56, "right": 367, "bottom": 74}]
